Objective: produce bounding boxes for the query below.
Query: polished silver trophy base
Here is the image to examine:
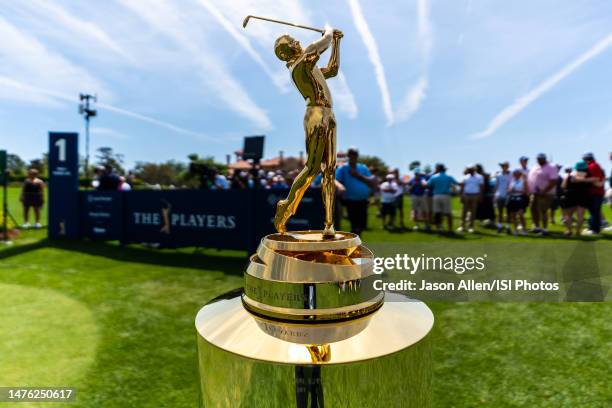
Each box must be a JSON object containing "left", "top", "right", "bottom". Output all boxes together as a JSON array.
[{"left": 195, "top": 289, "right": 434, "bottom": 407}]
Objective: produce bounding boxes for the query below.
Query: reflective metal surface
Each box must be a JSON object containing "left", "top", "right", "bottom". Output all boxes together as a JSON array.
[
  {"left": 244, "top": 231, "right": 381, "bottom": 321},
  {"left": 253, "top": 244, "right": 373, "bottom": 282},
  {"left": 244, "top": 272, "right": 381, "bottom": 309},
  {"left": 196, "top": 290, "right": 433, "bottom": 408},
  {"left": 272, "top": 28, "right": 343, "bottom": 235},
  {"left": 262, "top": 231, "right": 361, "bottom": 252},
  {"left": 197, "top": 290, "right": 433, "bottom": 365},
  {"left": 242, "top": 291, "right": 385, "bottom": 322}
]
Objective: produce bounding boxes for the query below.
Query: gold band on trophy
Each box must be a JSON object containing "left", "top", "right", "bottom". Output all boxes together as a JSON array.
[{"left": 242, "top": 231, "right": 384, "bottom": 322}]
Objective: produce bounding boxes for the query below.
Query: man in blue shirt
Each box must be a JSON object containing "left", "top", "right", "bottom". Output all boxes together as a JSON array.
[
  {"left": 336, "top": 147, "right": 374, "bottom": 234},
  {"left": 427, "top": 163, "right": 459, "bottom": 232},
  {"left": 408, "top": 169, "right": 428, "bottom": 231}
]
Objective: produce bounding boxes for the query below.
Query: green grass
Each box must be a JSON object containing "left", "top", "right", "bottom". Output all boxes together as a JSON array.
[{"left": 0, "top": 187, "right": 611, "bottom": 407}]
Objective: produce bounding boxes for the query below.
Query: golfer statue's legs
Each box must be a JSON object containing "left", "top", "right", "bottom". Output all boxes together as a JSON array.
[
  {"left": 321, "top": 117, "right": 336, "bottom": 236},
  {"left": 274, "top": 126, "right": 326, "bottom": 233}
]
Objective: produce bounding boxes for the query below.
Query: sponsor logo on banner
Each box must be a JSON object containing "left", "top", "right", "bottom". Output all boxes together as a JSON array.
[{"left": 131, "top": 199, "right": 237, "bottom": 235}]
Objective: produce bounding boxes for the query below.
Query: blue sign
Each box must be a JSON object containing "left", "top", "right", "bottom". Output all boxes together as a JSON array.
[
  {"left": 48, "top": 132, "right": 79, "bottom": 239},
  {"left": 123, "top": 189, "right": 251, "bottom": 249},
  {"left": 80, "top": 191, "right": 123, "bottom": 240},
  {"left": 74, "top": 188, "right": 324, "bottom": 251},
  {"left": 252, "top": 189, "right": 324, "bottom": 249}
]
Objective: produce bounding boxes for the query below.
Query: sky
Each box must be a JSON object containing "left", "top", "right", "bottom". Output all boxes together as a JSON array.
[{"left": 1, "top": 0, "right": 611, "bottom": 176}]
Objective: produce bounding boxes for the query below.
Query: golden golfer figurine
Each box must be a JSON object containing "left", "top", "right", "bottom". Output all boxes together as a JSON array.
[
  {"left": 196, "top": 17, "right": 434, "bottom": 407},
  {"left": 244, "top": 15, "right": 343, "bottom": 237}
]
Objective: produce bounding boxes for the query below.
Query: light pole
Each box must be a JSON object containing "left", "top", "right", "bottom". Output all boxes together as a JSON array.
[{"left": 79, "top": 93, "right": 97, "bottom": 177}]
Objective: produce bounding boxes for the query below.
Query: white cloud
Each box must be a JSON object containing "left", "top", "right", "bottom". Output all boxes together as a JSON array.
[
  {"left": 416, "top": 0, "right": 433, "bottom": 60},
  {"left": 196, "top": 0, "right": 289, "bottom": 91},
  {"left": 117, "top": 0, "right": 272, "bottom": 130},
  {"left": 470, "top": 33, "right": 612, "bottom": 140},
  {"left": 347, "top": 0, "right": 393, "bottom": 125},
  {"left": 0, "top": 76, "right": 218, "bottom": 141},
  {"left": 394, "top": 0, "right": 432, "bottom": 124},
  {"left": 90, "top": 127, "right": 127, "bottom": 140},
  {"left": 0, "top": 16, "right": 110, "bottom": 106},
  {"left": 97, "top": 101, "right": 220, "bottom": 142},
  {"left": 5, "top": 1, "right": 129, "bottom": 60},
  {"left": 328, "top": 72, "right": 358, "bottom": 119},
  {"left": 395, "top": 76, "right": 428, "bottom": 122}
]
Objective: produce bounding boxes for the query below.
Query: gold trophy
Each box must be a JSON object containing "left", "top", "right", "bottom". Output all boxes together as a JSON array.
[{"left": 195, "top": 16, "right": 434, "bottom": 407}]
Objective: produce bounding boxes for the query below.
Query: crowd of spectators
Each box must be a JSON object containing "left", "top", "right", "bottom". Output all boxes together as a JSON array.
[
  {"left": 360, "top": 151, "right": 611, "bottom": 238},
  {"left": 35, "top": 149, "right": 610, "bottom": 239}
]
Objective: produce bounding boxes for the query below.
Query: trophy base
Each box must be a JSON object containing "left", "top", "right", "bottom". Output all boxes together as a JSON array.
[{"left": 196, "top": 289, "right": 434, "bottom": 407}]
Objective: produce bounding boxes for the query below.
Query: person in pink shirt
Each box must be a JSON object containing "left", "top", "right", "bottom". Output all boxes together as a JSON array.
[{"left": 527, "top": 153, "right": 558, "bottom": 235}]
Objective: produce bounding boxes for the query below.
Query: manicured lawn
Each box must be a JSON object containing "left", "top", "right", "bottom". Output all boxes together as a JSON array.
[{"left": 1, "top": 187, "right": 610, "bottom": 407}]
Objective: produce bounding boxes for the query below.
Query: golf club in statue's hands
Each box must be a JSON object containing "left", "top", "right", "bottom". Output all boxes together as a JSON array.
[
  {"left": 242, "top": 15, "right": 326, "bottom": 34},
  {"left": 243, "top": 15, "right": 343, "bottom": 237}
]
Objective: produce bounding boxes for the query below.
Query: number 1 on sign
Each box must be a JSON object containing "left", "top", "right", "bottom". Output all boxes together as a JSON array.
[{"left": 55, "top": 138, "right": 66, "bottom": 162}]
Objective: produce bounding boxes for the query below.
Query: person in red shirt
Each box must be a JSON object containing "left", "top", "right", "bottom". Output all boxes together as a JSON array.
[{"left": 582, "top": 152, "right": 605, "bottom": 234}]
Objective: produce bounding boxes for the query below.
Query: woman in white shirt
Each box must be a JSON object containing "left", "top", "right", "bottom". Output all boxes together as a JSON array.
[
  {"left": 380, "top": 174, "right": 399, "bottom": 230},
  {"left": 506, "top": 169, "right": 529, "bottom": 235}
]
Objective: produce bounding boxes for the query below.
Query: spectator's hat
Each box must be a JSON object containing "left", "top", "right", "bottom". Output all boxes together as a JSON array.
[
  {"left": 385, "top": 173, "right": 395, "bottom": 180},
  {"left": 536, "top": 153, "right": 547, "bottom": 160},
  {"left": 413, "top": 167, "right": 422, "bottom": 175},
  {"left": 574, "top": 161, "right": 588, "bottom": 172},
  {"left": 519, "top": 156, "right": 529, "bottom": 161},
  {"left": 347, "top": 146, "right": 359, "bottom": 155},
  {"left": 498, "top": 161, "right": 510, "bottom": 167},
  {"left": 512, "top": 168, "right": 523, "bottom": 175},
  {"left": 582, "top": 152, "right": 595, "bottom": 161},
  {"left": 435, "top": 163, "right": 446, "bottom": 171}
]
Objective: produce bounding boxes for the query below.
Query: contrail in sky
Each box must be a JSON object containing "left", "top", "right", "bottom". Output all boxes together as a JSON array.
[
  {"left": 0, "top": 75, "right": 219, "bottom": 141},
  {"left": 470, "top": 33, "right": 612, "bottom": 140},
  {"left": 347, "top": 0, "right": 394, "bottom": 125}
]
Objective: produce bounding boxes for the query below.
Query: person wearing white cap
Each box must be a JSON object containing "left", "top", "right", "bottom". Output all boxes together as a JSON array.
[
  {"left": 494, "top": 161, "right": 512, "bottom": 233},
  {"left": 379, "top": 173, "right": 399, "bottom": 230},
  {"left": 458, "top": 165, "right": 484, "bottom": 233}
]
